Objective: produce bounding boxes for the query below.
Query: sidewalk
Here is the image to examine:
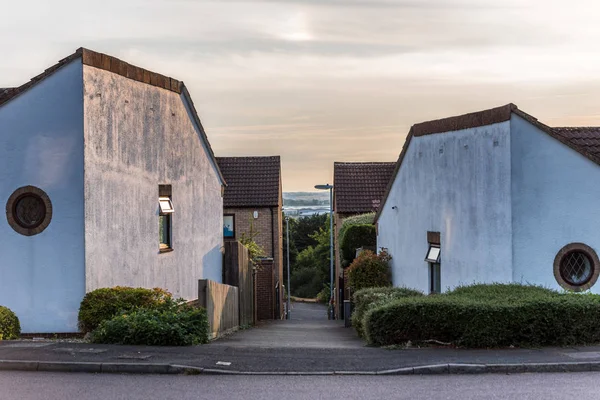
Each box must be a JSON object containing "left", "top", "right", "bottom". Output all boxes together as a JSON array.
[
  {"left": 2, "top": 303, "right": 600, "bottom": 375},
  {"left": 3, "top": 334, "right": 600, "bottom": 374}
]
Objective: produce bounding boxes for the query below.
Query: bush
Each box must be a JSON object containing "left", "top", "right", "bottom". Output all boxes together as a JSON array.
[
  {"left": 338, "top": 213, "right": 375, "bottom": 245},
  {"left": 339, "top": 224, "right": 377, "bottom": 267},
  {"left": 78, "top": 287, "right": 172, "bottom": 333},
  {"left": 0, "top": 306, "right": 20, "bottom": 340},
  {"left": 347, "top": 250, "right": 392, "bottom": 292},
  {"left": 448, "top": 283, "right": 558, "bottom": 301},
  {"left": 364, "top": 285, "right": 600, "bottom": 348},
  {"left": 352, "top": 287, "right": 422, "bottom": 337},
  {"left": 316, "top": 285, "right": 331, "bottom": 304},
  {"left": 91, "top": 302, "right": 209, "bottom": 346}
]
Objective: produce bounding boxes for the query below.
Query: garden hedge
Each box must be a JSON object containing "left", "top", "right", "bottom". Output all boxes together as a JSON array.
[
  {"left": 364, "top": 284, "right": 600, "bottom": 348},
  {"left": 78, "top": 287, "right": 172, "bottom": 333},
  {"left": 91, "top": 304, "right": 209, "bottom": 346},
  {"left": 0, "top": 306, "right": 20, "bottom": 340},
  {"left": 448, "top": 283, "right": 558, "bottom": 301},
  {"left": 352, "top": 287, "right": 423, "bottom": 338},
  {"left": 338, "top": 213, "right": 375, "bottom": 244},
  {"left": 347, "top": 250, "right": 392, "bottom": 292},
  {"left": 339, "top": 224, "right": 376, "bottom": 267}
]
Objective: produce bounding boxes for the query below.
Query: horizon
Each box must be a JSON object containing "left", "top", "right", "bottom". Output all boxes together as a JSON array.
[{"left": 2, "top": 0, "right": 599, "bottom": 191}]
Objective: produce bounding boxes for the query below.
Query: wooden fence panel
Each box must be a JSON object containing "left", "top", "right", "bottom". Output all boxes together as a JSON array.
[
  {"left": 198, "top": 279, "right": 239, "bottom": 340},
  {"left": 223, "top": 241, "right": 255, "bottom": 327}
]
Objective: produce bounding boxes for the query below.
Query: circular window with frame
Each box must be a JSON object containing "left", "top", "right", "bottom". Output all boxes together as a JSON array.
[
  {"left": 554, "top": 243, "right": 600, "bottom": 292},
  {"left": 5, "top": 186, "right": 53, "bottom": 236}
]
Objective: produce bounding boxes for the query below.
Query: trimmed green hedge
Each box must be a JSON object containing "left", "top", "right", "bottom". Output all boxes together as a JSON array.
[
  {"left": 347, "top": 250, "right": 392, "bottom": 292},
  {"left": 78, "top": 287, "right": 172, "bottom": 333},
  {"left": 338, "top": 213, "right": 375, "bottom": 244},
  {"left": 339, "top": 224, "right": 376, "bottom": 267},
  {"left": 448, "top": 283, "right": 558, "bottom": 301},
  {"left": 0, "top": 306, "right": 20, "bottom": 340},
  {"left": 364, "top": 284, "right": 600, "bottom": 348},
  {"left": 352, "top": 287, "right": 423, "bottom": 338},
  {"left": 91, "top": 303, "right": 209, "bottom": 346}
]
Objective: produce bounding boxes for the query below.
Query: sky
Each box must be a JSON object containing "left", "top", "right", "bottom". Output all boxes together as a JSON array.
[{"left": 2, "top": 0, "right": 600, "bottom": 191}]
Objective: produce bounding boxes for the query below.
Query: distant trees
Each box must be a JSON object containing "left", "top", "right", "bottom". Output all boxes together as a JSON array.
[{"left": 283, "top": 213, "right": 331, "bottom": 299}]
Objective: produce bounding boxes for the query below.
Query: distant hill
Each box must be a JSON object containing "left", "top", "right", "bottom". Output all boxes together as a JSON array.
[{"left": 283, "top": 192, "right": 330, "bottom": 217}]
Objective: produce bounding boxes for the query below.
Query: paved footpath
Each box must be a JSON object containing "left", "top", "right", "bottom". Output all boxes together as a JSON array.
[{"left": 3, "top": 302, "right": 600, "bottom": 375}]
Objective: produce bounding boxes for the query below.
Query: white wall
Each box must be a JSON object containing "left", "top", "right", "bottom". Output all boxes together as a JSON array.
[
  {"left": 511, "top": 115, "right": 600, "bottom": 292},
  {"left": 378, "top": 122, "right": 513, "bottom": 293},
  {"left": 82, "top": 66, "right": 223, "bottom": 300},
  {"left": 0, "top": 61, "right": 85, "bottom": 332}
]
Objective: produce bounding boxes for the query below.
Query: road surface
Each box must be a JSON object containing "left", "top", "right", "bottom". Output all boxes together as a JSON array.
[{"left": 2, "top": 371, "right": 600, "bottom": 400}]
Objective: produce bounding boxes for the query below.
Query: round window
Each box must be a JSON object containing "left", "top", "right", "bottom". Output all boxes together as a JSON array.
[
  {"left": 554, "top": 243, "right": 600, "bottom": 292},
  {"left": 5, "top": 186, "right": 53, "bottom": 236}
]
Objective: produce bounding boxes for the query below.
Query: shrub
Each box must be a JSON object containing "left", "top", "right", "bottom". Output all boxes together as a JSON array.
[
  {"left": 91, "top": 302, "right": 209, "bottom": 346},
  {"left": 316, "top": 284, "right": 331, "bottom": 304},
  {"left": 448, "top": 283, "right": 559, "bottom": 301},
  {"left": 347, "top": 250, "right": 392, "bottom": 292},
  {"left": 0, "top": 306, "right": 20, "bottom": 340},
  {"left": 364, "top": 288, "right": 600, "bottom": 348},
  {"left": 78, "top": 287, "right": 172, "bottom": 333},
  {"left": 338, "top": 213, "right": 375, "bottom": 245},
  {"left": 339, "top": 224, "right": 377, "bottom": 267},
  {"left": 352, "top": 287, "right": 423, "bottom": 337}
]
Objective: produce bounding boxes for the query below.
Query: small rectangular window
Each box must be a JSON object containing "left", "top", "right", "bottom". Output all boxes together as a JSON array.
[
  {"left": 158, "top": 185, "right": 173, "bottom": 252},
  {"left": 425, "top": 245, "right": 440, "bottom": 263},
  {"left": 430, "top": 263, "right": 441, "bottom": 294}
]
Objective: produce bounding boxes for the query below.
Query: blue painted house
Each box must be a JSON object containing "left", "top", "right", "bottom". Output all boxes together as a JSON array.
[
  {"left": 377, "top": 104, "right": 600, "bottom": 295},
  {"left": 0, "top": 48, "right": 225, "bottom": 333}
]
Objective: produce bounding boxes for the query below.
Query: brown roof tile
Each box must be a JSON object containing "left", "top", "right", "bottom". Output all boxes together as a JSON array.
[
  {"left": 334, "top": 162, "right": 396, "bottom": 214},
  {"left": 217, "top": 156, "right": 281, "bottom": 208},
  {"left": 553, "top": 127, "right": 600, "bottom": 162}
]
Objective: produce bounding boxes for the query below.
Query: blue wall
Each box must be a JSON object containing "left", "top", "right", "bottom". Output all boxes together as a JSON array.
[
  {"left": 378, "top": 121, "right": 513, "bottom": 293},
  {"left": 0, "top": 61, "right": 85, "bottom": 332},
  {"left": 511, "top": 114, "right": 600, "bottom": 292}
]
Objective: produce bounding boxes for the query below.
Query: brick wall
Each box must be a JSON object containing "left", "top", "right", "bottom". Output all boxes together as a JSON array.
[
  {"left": 255, "top": 259, "right": 275, "bottom": 320},
  {"left": 224, "top": 206, "right": 284, "bottom": 320}
]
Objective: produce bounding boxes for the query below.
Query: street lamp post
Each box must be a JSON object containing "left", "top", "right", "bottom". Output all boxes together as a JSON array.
[
  {"left": 285, "top": 214, "right": 291, "bottom": 320},
  {"left": 314, "top": 183, "right": 334, "bottom": 320}
]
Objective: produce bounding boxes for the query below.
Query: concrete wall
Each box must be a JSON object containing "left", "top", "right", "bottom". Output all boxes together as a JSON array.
[
  {"left": 82, "top": 65, "right": 223, "bottom": 300},
  {"left": 198, "top": 279, "right": 239, "bottom": 339},
  {"left": 511, "top": 115, "right": 600, "bottom": 292},
  {"left": 377, "top": 122, "right": 513, "bottom": 293},
  {"left": 0, "top": 60, "right": 85, "bottom": 332}
]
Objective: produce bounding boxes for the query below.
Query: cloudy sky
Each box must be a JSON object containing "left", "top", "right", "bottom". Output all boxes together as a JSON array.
[{"left": 2, "top": 0, "right": 599, "bottom": 190}]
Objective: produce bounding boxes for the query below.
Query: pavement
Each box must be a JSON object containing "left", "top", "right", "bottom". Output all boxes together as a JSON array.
[
  {"left": 3, "top": 302, "right": 600, "bottom": 375},
  {"left": 4, "top": 371, "right": 600, "bottom": 400}
]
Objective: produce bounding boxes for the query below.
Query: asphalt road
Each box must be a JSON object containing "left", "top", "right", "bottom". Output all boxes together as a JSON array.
[{"left": 2, "top": 371, "right": 600, "bottom": 400}]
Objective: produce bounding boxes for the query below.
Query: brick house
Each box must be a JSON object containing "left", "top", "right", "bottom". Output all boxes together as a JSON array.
[
  {"left": 333, "top": 162, "right": 395, "bottom": 316},
  {"left": 216, "top": 156, "right": 284, "bottom": 320},
  {"left": 0, "top": 48, "right": 225, "bottom": 333}
]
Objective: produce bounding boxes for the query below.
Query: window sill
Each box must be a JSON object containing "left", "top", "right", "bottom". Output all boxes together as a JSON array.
[{"left": 159, "top": 247, "right": 174, "bottom": 254}]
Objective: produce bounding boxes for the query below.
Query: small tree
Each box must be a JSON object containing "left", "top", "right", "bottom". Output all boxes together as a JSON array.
[
  {"left": 239, "top": 218, "right": 266, "bottom": 263},
  {"left": 347, "top": 250, "right": 392, "bottom": 292}
]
